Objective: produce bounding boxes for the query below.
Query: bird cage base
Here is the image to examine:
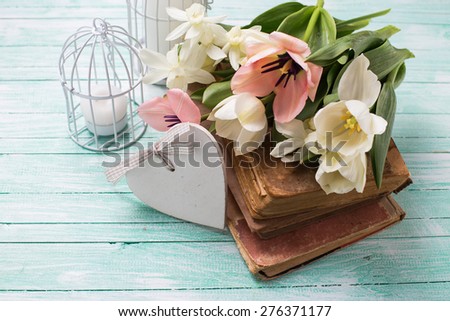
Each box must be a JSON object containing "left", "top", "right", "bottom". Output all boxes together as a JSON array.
[{"left": 68, "top": 100, "right": 147, "bottom": 152}]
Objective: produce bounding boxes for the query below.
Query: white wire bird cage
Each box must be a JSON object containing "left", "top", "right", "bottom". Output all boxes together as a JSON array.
[
  {"left": 59, "top": 18, "right": 147, "bottom": 151},
  {"left": 126, "top": 0, "right": 214, "bottom": 55}
]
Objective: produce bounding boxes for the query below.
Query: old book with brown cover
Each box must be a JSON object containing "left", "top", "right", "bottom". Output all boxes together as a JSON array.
[
  {"left": 227, "top": 162, "right": 384, "bottom": 238},
  {"left": 227, "top": 193, "right": 406, "bottom": 279},
  {"left": 231, "top": 139, "right": 411, "bottom": 219}
]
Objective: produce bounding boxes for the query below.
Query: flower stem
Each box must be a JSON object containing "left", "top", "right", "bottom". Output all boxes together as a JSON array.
[
  {"left": 303, "top": 1, "right": 324, "bottom": 43},
  {"left": 201, "top": 113, "right": 210, "bottom": 122}
]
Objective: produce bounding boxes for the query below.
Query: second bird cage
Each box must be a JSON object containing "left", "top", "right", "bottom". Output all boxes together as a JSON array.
[{"left": 127, "top": 0, "right": 213, "bottom": 55}]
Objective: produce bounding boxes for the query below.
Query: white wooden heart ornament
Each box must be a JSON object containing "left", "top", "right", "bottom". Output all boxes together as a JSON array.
[{"left": 125, "top": 123, "right": 227, "bottom": 229}]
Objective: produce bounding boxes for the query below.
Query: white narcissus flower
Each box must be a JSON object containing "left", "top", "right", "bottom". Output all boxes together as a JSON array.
[
  {"left": 312, "top": 54, "right": 388, "bottom": 157},
  {"left": 270, "top": 119, "right": 309, "bottom": 163},
  {"left": 139, "top": 42, "right": 215, "bottom": 92},
  {"left": 222, "top": 26, "right": 268, "bottom": 70},
  {"left": 315, "top": 151, "right": 367, "bottom": 194},
  {"left": 196, "top": 24, "right": 227, "bottom": 63},
  {"left": 165, "top": 3, "right": 226, "bottom": 41},
  {"left": 208, "top": 93, "right": 268, "bottom": 155}
]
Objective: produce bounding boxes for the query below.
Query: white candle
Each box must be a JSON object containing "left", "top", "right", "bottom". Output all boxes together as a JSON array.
[
  {"left": 145, "top": 0, "right": 200, "bottom": 55},
  {"left": 80, "top": 84, "right": 128, "bottom": 136}
]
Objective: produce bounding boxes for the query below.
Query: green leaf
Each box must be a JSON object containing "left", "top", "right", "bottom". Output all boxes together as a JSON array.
[
  {"left": 277, "top": 5, "right": 336, "bottom": 53},
  {"left": 364, "top": 41, "right": 414, "bottom": 80},
  {"left": 306, "top": 25, "right": 400, "bottom": 66},
  {"left": 277, "top": 6, "right": 315, "bottom": 40},
  {"left": 307, "top": 8, "right": 337, "bottom": 52},
  {"left": 336, "top": 20, "right": 369, "bottom": 38},
  {"left": 190, "top": 87, "right": 205, "bottom": 101},
  {"left": 370, "top": 81, "right": 397, "bottom": 188},
  {"left": 323, "top": 93, "right": 339, "bottom": 105},
  {"left": 202, "top": 81, "right": 232, "bottom": 109},
  {"left": 392, "top": 63, "right": 407, "bottom": 89},
  {"left": 212, "top": 68, "right": 235, "bottom": 78},
  {"left": 335, "top": 9, "right": 390, "bottom": 37},
  {"left": 245, "top": 2, "right": 306, "bottom": 33}
]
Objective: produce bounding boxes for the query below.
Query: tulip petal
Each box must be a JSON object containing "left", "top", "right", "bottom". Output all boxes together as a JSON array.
[
  {"left": 231, "top": 58, "right": 280, "bottom": 97},
  {"left": 214, "top": 98, "right": 238, "bottom": 120},
  {"left": 138, "top": 97, "right": 174, "bottom": 132},
  {"left": 338, "top": 54, "right": 381, "bottom": 107},
  {"left": 271, "top": 138, "right": 301, "bottom": 158},
  {"left": 275, "top": 119, "right": 306, "bottom": 139},
  {"left": 273, "top": 72, "right": 308, "bottom": 123},
  {"left": 313, "top": 101, "right": 347, "bottom": 137},
  {"left": 339, "top": 152, "right": 367, "bottom": 193},
  {"left": 215, "top": 119, "right": 241, "bottom": 141},
  {"left": 306, "top": 62, "right": 323, "bottom": 101},
  {"left": 245, "top": 41, "right": 278, "bottom": 62},
  {"left": 270, "top": 32, "right": 310, "bottom": 56},
  {"left": 345, "top": 100, "right": 387, "bottom": 135},
  {"left": 166, "top": 89, "right": 201, "bottom": 124},
  {"left": 234, "top": 125, "right": 267, "bottom": 155},
  {"left": 234, "top": 94, "right": 267, "bottom": 132}
]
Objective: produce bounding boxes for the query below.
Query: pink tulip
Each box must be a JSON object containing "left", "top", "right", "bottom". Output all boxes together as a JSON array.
[
  {"left": 231, "top": 31, "right": 323, "bottom": 123},
  {"left": 138, "top": 89, "right": 201, "bottom": 132}
]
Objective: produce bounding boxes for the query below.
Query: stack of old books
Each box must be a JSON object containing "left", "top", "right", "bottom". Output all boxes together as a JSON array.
[{"left": 225, "top": 139, "right": 411, "bottom": 279}]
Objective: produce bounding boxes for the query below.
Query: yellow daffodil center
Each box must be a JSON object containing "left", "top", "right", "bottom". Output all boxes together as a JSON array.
[{"left": 342, "top": 110, "right": 361, "bottom": 134}]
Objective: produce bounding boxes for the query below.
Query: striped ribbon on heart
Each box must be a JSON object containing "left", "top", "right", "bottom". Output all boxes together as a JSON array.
[{"left": 105, "top": 123, "right": 193, "bottom": 184}]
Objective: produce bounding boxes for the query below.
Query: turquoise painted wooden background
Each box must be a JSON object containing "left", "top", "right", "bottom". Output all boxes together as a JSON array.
[{"left": 1, "top": 0, "right": 449, "bottom": 300}]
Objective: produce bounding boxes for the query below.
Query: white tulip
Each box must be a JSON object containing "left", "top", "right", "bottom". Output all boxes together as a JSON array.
[
  {"left": 312, "top": 54, "right": 388, "bottom": 157},
  {"left": 308, "top": 54, "right": 389, "bottom": 194},
  {"left": 208, "top": 93, "right": 268, "bottom": 155},
  {"left": 315, "top": 151, "right": 367, "bottom": 194},
  {"left": 270, "top": 119, "right": 309, "bottom": 163}
]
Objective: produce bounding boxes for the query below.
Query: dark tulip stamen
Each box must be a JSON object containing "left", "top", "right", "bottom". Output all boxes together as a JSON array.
[
  {"left": 164, "top": 114, "right": 181, "bottom": 127},
  {"left": 260, "top": 52, "right": 303, "bottom": 88}
]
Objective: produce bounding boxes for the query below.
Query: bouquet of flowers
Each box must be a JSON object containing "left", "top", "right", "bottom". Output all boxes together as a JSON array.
[{"left": 137, "top": 0, "right": 414, "bottom": 195}]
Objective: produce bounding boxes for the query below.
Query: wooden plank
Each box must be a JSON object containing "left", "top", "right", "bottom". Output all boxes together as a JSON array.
[
  {"left": 0, "top": 152, "right": 448, "bottom": 193},
  {"left": 1, "top": 0, "right": 449, "bottom": 25},
  {"left": 394, "top": 138, "right": 450, "bottom": 153},
  {"left": 0, "top": 193, "right": 177, "bottom": 223},
  {"left": 1, "top": 281, "right": 450, "bottom": 300},
  {"left": 1, "top": 136, "right": 448, "bottom": 154},
  {"left": 1, "top": 190, "right": 448, "bottom": 224},
  {"left": 0, "top": 223, "right": 232, "bottom": 243},
  {"left": 0, "top": 218, "right": 448, "bottom": 243},
  {"left": 0, "top": 238, "right": 449, "bottom": 290},
  {"left": 0, "top": 114, "right": 448, "bottom": 138},
  {"left": 0, "top": 47, "right": 445, "bottom": 84},
  {"left": 0, "top": 82, "right": 448, "bottom": 118},
  {"left": 393, "top": 190, "right": 450, "bottom": 219},
  {"left": 0, "top": 18, "right": 448, "bottom": 50}
]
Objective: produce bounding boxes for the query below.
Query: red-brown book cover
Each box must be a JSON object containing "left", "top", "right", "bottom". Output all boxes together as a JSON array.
[{"left": 227, "top": 193, "right": 405, "bottom": 279}]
